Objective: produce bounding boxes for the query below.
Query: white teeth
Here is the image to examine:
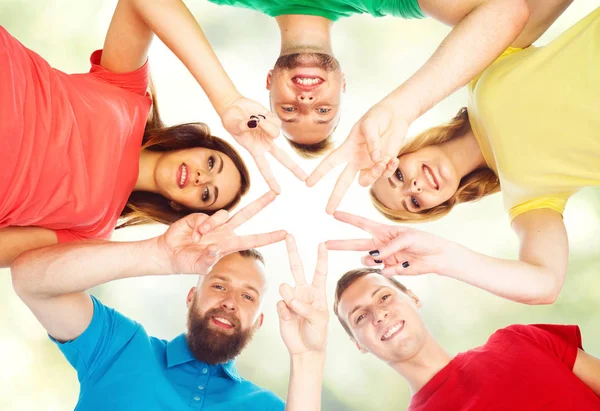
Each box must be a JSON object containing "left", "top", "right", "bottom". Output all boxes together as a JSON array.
[
  {"left": 179, "top": 165, "right": 187, "bottom": 187},
  {"left": 383, "top": 323, "right": 402, "bottom": 340},
  {"left": 214, "top": 317, "right": 232, "bottom": 326},
  {"left": 423, "top": 167, "right": 438, "bottom": 189},
  {"left": 294, "top": 77, "right": 320, "bottom": 85}
]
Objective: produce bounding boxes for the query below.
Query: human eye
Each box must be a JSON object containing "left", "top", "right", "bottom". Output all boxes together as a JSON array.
[
  {"left": 381, "top": 294, "right": 391, "bottom": 302},
  {"left": 243, "top": 294, "right": 254, "bottom": 302},
  {"left": 316, "top": 107, "right": 331, "bottom": 114},
  {"left": 411, "top": 196, "right": 420, "bottom": 209},
  {"left": 355, "top": 313, "right": 365, "bottom": 324},
  {"left": 202, "top": 187, "right": 210, "bottom": 202},
  {"left": 208, "top": 155, "right": 215, "bottom": 171},
  {"left": 282, "top": 106, "right": 296, "bottom": 113},
  {"left": 213, "top": 284, "right": 225, "bottom": 291},
  {"left": 395, "top": 168, "right": 404, "bottom": 182}
]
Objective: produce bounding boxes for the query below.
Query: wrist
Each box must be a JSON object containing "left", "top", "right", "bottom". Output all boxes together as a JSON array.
[
  {"left": 290, "top": 351, "right": 326, "bottom": 369},
  {"left": 214, "top": 89, "right": 242, "bottom": 118},
  {"left": 144, "top": 236, "right": 177, "bottom": 276},
  {"left": 381, "top": 87, "right": 422, "bottom": 125},
  {"left": 437, "top": 240, "right": 477, "bottom": 280}
]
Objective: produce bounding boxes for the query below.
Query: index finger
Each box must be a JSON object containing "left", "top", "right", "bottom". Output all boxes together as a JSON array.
[
  {"left": 235, "top": 230, "right": 287, "bottom": 251},
  {"left": 227, "top": 191, "right": 277, "bottom": 230},
  {"left": 306, "top": 147, "right": 344, "bottom": 187},
  {"left": 285, "top": 235, "right": 307, "bottom": 285},
  {"left": 333, "top": 211, "right": 381, "bottom": 235},
  {"left": 256, "top": 116, "right": 280, "bottom": 139},
  {"left": 311, "top": 243, "right": 328, "bottom": 290},
  {"left": 254, "top": 154, "right": 281, "bottom": 194},
  {"left": 269, "top": 144, "right": 309, "bottom": 181},
  {"left": 360, "top": 116, "right": 382, "bottom": 163},
  {"left": 325, "top": 165, "right": 357, "bottom": 214}
]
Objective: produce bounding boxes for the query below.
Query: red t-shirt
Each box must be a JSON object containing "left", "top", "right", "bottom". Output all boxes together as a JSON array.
[
  {"left": 409, "top": 324, "right": 600, "bottom": 411},
  {"left": 0, "top": 26, "right": 151, "bottom": 242}
]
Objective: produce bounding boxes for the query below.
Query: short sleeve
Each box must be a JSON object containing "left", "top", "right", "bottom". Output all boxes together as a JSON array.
[
  {"left": 50, "top": 295, "right": 141, "bottom": 383},
  {"left": 503, "top": 324, "right": 583, "bottom": 370},
  {"left": 89, "top": 49, "right": 149, "bottom": 96},
  {"left": 508, "top": 195, "right": 569, "bottom": 221}
]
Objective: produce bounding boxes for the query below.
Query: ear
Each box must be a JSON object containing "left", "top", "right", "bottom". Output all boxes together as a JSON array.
[
  {"left": 352, "top": 338, "right": 368, "bottom": 354},
  {"left": 266, "top": 70, "right": 273, "bottom": 90},
  {"left": 186, "top": 287, "right": 196, "bottom": 309},
  {"left": 406, "top": 289, "right": 422, "bottom": 309},
  {"left": 258, "top": 312, "right": 264, "bottom": 328},
  {"left": 169, "top": 200, "right": 185, "bottom": 212}
]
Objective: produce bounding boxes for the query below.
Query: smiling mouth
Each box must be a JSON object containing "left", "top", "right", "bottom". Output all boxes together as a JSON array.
[
  {"left": 177, "top": 163, "right": 189, "bottom": 189},
  {"left": 292, "top": 76, "right": 324, "bottom": 91},
  {"left": 381, "top": 321, "right": 405, "bottom": 341},
  {"left": 211, "top": 316, "right": 235, "bottom": 330},
  {"left": 422, "top": 165, "right": 439, "bottom": 190}
]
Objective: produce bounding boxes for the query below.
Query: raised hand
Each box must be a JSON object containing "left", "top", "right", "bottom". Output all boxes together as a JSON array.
[
  {"left": 220, "top": 96, "right": 308, "bottom": 193},
  {"left": 277, "top": 235, "right": 329, "bottom": 356},
  {"left": 157, "top": 191, "right": 286, "bottom": 274},
  {"left": 306, "top": 113, "right": 400, "bottom": 214},
  {"left": 326, "top": 211, "right": 453, "bottom": 277}
]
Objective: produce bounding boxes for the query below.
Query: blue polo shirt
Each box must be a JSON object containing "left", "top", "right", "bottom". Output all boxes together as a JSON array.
[{"left": 51, "top": 296, "right": 285, "bottom": 411}]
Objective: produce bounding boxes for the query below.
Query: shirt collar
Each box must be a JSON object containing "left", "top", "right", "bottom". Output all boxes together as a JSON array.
[{"left": 166, "top": 334, "right": 242, "bottom": 383}]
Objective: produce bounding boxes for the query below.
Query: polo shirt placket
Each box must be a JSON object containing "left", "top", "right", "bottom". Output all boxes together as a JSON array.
[{"left": 190, "top": 364, "right": 211, "bottom": 409}]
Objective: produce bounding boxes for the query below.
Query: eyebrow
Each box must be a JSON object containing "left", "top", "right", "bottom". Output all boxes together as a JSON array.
[
  {"left": 349, "top": 287, "right": 383, "bottom": 318},
  {"left": 217, "top": 153, "right": 224, "bottom": 173},
  {"left": 401, "top": 199, "right": 409, "bottom": 212},
  {"left": 212, "top": 275, "right": 261, "bottom": 297}
]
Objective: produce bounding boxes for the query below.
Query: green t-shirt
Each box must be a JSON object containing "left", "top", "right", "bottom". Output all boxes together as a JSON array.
[{"left": 206, "top": 0, "right": 425, "bottom": 21}]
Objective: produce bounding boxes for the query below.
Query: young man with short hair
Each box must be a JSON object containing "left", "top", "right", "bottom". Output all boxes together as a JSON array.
[{"left": 333, "top": 268, "right": 600, "bottom": 410}]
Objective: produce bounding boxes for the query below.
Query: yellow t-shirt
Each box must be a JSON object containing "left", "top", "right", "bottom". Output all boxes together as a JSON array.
[{"left": 468, "top": 7, "right": 600, "bottom": 221}]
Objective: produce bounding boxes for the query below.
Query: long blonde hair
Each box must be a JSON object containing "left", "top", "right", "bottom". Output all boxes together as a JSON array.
[{"left": 370, "top": 108, "right": 500, "bottom": 223}]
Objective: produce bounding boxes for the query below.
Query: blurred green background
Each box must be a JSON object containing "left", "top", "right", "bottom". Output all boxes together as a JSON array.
[{"left": 1, "top": 1, "right": 599, "bottom": 410}]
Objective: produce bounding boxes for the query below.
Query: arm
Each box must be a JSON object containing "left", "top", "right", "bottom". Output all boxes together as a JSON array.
[
  {"left": 0, "top": 226, "right": 57, "bottom": 268},
  {"left": 12, "top": 192, "right": 284, "bottom": 342},
  {"left": 278, "top": 237, "right": 328, "bottom": 411},
  {"left": 326, "top": 210, "right": 567, "bottom": 305},
  {"left": 573, "top": 349, "right": 600, "bottom": 396},
  {"left": 511, "top": 0, "right": 574, "bottom": 48},
  {"left": 386, "top": 0, "right": 530, "bottom": 124},
  {"left": 439, "top": 209, "right": 568, "bottom": 304},
  {"left": 101, "top": 0, "right": 240, "bottom": 114}
]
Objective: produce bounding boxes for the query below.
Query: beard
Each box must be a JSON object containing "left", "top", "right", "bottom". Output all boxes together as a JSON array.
[
  {"left": 186, "top": 299, "right": 259, "bottom": 365},
  {"left": 274, "top": 52, "right": 341, "bottom": 72}
]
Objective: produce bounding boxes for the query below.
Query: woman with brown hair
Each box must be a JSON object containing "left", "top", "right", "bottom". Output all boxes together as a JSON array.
[
  {"left": 328, "top": 3, "right": 600, "bottom": 305},
  {"left": 0, "top": 0, "right": 304, "bottom": 267}
]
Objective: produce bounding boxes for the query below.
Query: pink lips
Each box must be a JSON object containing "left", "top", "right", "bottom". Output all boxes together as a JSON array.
[
  {"left": 177, "top": 163, "right": 189, "bottom": 189},
  {"left": 291, "top": 76, "right": 325, "bottom": 92}
]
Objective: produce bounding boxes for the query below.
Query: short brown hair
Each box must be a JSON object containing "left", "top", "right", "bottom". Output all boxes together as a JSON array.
[
  {"left": 333, "top": 268, "right": 408, "bottom": 337},
  {"left": 370, "top": 107, "right": 500, "bottom": 223},
  {"left": 287, "top": 134, "right": 335, "bottom": 159},
  {"left": 238, "top": 249, "right": 265, "bottom": 265}
]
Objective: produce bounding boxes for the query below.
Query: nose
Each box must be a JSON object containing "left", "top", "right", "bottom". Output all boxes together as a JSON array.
[
  {"left": 221, "top": 295, "right": 237, "bottom": 312},
  {"left": 409, "top": 178, "right": 422, "bottom": 194},
  {"left": 373, "top": 309, "right": 388, "bottom": 324},
  {"left": 194, "top": 170, "right": 210, "bottom": 186},
  {"left": 297, "top": 93, "right": 315, "bottom": 105}
]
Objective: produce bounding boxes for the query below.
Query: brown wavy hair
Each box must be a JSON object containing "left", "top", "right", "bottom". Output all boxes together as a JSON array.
[
  {"left": 370, "top": 107, "right": 499, "bottom": 223},
  {"left": 118, "top": 81, "right": 250, "bottom": 229}
]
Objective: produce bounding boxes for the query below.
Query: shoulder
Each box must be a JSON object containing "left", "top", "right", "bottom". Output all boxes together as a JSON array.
[{"left": 237, "top": 379, "right": 285, "bottom": 409}]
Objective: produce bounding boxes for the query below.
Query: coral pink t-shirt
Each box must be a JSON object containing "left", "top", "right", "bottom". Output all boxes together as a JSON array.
[
  {"left": 409, "top": 324, "right": 600, "bottom": 411},
  {"left": 0, "top": 27, "right": 151, "bottom": 242}
]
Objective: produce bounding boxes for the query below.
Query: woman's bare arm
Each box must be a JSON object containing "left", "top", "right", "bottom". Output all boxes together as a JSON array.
[{"left": 0, "top": 226, "right": 57, "bottom": 268}]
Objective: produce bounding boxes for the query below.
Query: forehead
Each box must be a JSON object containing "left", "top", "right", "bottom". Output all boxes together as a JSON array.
[
  {"left": 338, "top": 274, "right": 401, "bottom": 319},
  {"left": 203, "top": 253, "right": 267, "bottom": 293}
]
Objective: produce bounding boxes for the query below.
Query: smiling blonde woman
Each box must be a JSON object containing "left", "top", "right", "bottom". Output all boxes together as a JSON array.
[{"left": 349, "top": 3, "right": 600, "bottom": 305}]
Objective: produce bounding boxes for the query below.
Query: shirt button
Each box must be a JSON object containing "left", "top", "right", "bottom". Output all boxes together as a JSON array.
[
  {"left": 198, "top": 385, "right": 205, "bottom": 390},
  {"left": 194, "top": 396, "right": 201, "bottom": 401},
  {"left": 202, "top": 368, "right": 208, "bottom": 374}
]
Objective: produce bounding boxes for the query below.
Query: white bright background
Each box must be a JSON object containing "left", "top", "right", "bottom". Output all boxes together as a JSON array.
[{"left": 1, "top": 1, "right": 599, "bottom": 410}]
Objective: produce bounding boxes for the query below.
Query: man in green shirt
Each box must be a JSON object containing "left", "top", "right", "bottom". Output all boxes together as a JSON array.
[{"left": 206, "top": 0, "right": 530, "bottom": 162}]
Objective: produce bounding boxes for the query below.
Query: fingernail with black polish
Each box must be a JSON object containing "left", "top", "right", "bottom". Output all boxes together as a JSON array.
[
  {"left": 374, "top": 259, "right": 383, "bottom": 264},
  {"left": 369, "top": 250, "right": 380, "bottom": 257},
  {"left": 247, "top": 120, "right": 257, "bottom": 128},
  {"left": 402, "top": 261, "right": 410, "bottom": 268}
]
